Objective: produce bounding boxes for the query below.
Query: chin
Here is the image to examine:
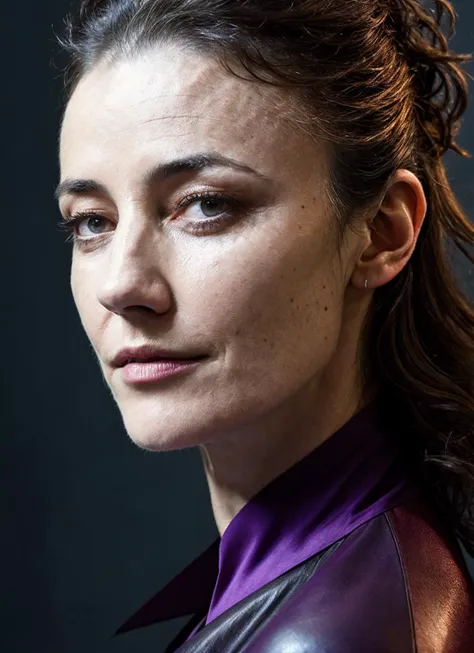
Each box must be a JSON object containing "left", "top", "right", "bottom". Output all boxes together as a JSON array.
[
  {"left": 117, "top": 404, "right": 218, "bottom": 452},
  {"left": 121, "top": 419, "right": 201, "bottom": 452},
  {"left": 109, "top": 381, "right": 262, "bottom": 452}
]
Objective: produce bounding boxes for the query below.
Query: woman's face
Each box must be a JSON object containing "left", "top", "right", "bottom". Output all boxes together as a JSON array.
[{"left": 58, "top": 46, "right": 364, "bottom": 451}]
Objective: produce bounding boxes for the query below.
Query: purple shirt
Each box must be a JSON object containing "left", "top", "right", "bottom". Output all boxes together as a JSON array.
[{"left": 115, "top": 400, "right": 418, "bottom": 640}]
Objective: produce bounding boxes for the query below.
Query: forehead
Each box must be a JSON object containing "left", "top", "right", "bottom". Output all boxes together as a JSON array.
[{"left": 60, "top": 46, "right": 323, "bottom": 183}]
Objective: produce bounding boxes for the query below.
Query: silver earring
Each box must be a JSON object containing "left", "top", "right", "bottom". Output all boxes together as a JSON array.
[{"left": 365, "top": 279, "right": 369, "bottom": 289}]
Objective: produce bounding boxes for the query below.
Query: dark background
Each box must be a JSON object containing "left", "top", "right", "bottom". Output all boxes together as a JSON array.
[{"left": 3, "top": 1, "right": 473, "bottom": 652}]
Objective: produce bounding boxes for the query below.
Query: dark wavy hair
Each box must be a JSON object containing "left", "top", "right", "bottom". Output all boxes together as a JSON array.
[{"left": 57, "top": 0, "right": 474, "bottom": 555}]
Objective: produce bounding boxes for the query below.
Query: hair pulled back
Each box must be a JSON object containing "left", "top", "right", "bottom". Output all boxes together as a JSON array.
[{"left": 58, "top": 0, "right": 474, "bottom": 555}]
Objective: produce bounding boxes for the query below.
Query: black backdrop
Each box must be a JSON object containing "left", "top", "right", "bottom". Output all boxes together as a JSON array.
[{"left": 3, "top": 1, "right": 473, "bottom": 652}]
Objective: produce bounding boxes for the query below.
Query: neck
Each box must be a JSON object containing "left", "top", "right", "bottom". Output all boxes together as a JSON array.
[{"left": 200, "top": 357, "right": 373, "bottom": 536}]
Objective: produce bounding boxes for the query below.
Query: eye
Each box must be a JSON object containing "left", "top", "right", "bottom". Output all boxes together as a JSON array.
[
  {"left": 76, "top": 214, "right": 111, "bottom": 236},
  {"left": 170, "top": 191, "right": 243, "bottom": 234},
  {"left": 182, "top": 195, "right": 235, "bottom": 220},
  {"left": 56, "top": 212, "right": 114, "bottom": 243},
  {"left": 202, "top": 197, "right": 230, "bottom": 216}
]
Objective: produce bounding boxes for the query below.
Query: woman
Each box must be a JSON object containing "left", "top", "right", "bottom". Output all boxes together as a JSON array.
[{"left": 55, "top": 0, "right": 474, "bottom": 650}]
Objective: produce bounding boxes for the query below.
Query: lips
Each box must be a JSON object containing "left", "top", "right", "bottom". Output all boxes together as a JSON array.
[
  {"left": 123, "top": 355, "right": 204, "bottom": 365},
  {"left": 112, "top": 345, "right": 207, "bottom": 368},
  {"left": 120, "top": 355, "right": 206, "bottom": 384}
]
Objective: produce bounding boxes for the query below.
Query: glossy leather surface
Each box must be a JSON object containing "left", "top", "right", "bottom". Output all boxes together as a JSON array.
[{"left": 167, "top": 497, "right": 474, "bottom": 653}]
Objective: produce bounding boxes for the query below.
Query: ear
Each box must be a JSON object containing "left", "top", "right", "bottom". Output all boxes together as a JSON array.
[{"left": 351, "top": 169, "right": 427, "bottom": 290}]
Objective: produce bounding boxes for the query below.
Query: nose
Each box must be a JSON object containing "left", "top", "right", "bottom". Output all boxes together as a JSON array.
[{"left": 96, "top": 218, "right": 173, "bottom": 317}]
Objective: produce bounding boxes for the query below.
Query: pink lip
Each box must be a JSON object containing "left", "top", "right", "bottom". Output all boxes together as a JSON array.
[
  {"left": 121, "top": 358, "right": 205, "bottom": 384},
  {"left": 112, "top": 345, "right": 205, "bottom": 368}
]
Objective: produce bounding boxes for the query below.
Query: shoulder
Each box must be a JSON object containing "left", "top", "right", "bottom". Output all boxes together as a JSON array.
[
  {"left": 383, "top": 497, "right": 474, "bottom": 653},
  {"left": 245, "top": 498, "right": 474, "bottom": 653}
]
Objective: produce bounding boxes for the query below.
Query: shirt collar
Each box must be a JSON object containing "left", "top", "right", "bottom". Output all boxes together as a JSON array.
[{"left": 115, "top": 400, "right": 416, "bottom": 634}]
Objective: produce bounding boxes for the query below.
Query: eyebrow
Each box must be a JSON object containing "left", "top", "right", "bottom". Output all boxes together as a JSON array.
[{"left": 54, "top": 153, "right": 271, "bottom": 201}]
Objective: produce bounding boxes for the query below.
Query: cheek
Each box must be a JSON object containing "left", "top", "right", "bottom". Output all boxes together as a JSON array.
[{"left": 184, "top": 227, "right": 343, "bottom": 383}]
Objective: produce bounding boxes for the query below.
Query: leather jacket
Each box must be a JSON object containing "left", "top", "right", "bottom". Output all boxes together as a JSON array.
[{"left": 158, "top": 495, "right": 474, "bottom": 652}]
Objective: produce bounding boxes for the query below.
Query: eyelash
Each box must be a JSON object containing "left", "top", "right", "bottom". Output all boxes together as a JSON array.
[{"left": 57, "top": 191, "right": 242, "bottom": 244}]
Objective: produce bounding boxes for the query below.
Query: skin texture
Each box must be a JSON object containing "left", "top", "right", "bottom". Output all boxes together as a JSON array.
[{"left": 58, "top": 46, "right": 426, "bottom": 534}]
